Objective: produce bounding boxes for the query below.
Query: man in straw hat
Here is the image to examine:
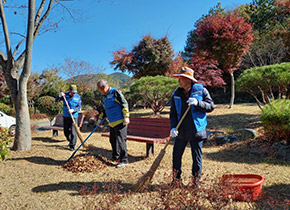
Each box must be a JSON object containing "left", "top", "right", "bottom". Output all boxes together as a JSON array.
[
  {"left": 170, "top": 67, "right": 214, "bottom": 185},
  {"left": 56, "top": 84, "right": 82, "bottom": 151}
]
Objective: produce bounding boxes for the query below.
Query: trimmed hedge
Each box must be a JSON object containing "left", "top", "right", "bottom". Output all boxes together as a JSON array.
[{"left": 260, "top": 99, "right": 290, "bottom": 145}]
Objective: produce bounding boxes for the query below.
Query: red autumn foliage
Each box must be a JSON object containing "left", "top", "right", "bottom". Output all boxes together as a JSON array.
[
  {"left": 195, "top": 12, "right": 254, "bottom": 73},
  {"left": 189, "top": 55, "right": 226, "bottom": 87},
  {"left": 165, "top": 53, "right": 187, "bottom": 76}
]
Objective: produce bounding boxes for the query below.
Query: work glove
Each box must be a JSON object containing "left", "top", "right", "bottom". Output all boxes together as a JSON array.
[
  {"left": 124, "top": 117, "right": 130, "bottom": 125},
  {"left": 170, "top": 128, "right": 178, "bottom": 138},
  {"left": 68, "top": 109, "right": 74, "bottom": 114},
  {"left": 187, "top": 97, "right": 198, "bottom": 106},
  {"left": 59, "top": 92, "right": 65, "bottom": 98},
  {"left": 96, "top": 119, "right": 102, "bottom": 126}
]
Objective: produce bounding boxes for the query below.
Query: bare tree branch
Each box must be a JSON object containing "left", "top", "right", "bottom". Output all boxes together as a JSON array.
[
  {"left": 13, "top": 38, "right": 26, "bottom": 57},
  {"left": 33, "top": 0, "right": 54, "bottom": 38},
  {"left": 0, "top": 1, "right": 12, "bottom": 61},
  {"left": 35, "top": 0, "right": 46, "bottom": 26}
]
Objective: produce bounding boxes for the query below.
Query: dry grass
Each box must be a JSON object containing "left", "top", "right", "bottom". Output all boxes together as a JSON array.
[{"left": 0, "top": 104, "right": 289, "bottom": 210}]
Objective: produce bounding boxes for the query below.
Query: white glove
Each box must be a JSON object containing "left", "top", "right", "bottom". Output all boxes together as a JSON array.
[
  {"left": 170, "top": 128, "right": 178, "bottom": 138},
  {"left": 124, "top": 117, "right": 130, "bottom": 125},
  {"left": 68, "top": 109, "right": 74, "bottom": 114},
  {"left": 59, "top": 92, "right": 65, "bottom": 98},
  {"left": 187, "top": 97, "right": 198, "bottom": 106},
  {"left": 96, "top": 119, "right": 102, "bottom": 126}
]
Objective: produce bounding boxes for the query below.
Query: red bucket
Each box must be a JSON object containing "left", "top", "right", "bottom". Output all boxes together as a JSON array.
[{"left": 221, "top": 174, "right": 265, "bottom": 201}]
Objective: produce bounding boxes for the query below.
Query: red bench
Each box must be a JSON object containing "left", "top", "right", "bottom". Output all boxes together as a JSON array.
[
  {"left": 42, "top": 113, "right": 85, "bottom": 137},
  {"left": 101, "top": 117, "right": 170, "bottom": 157}
]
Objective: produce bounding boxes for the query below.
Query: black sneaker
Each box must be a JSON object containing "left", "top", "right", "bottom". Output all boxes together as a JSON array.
[
  {"left": 69, "top": 147, "right": 75, "bottom": 151},
  {"left": 109, "top": 157, "right": 120, "bottom": 162},
  {"left": 116, "top": 162, "right": 128, "bottom": 168}
]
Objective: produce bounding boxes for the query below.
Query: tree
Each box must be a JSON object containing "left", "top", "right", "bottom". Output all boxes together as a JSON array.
[
  {"left": 236, "top": 62, "right": 290, "bottom": 108},
  {"left": 129, "top": 76, "right": 178, "bottom": 115},
  {"left": 0, "top": 69, "right": 5, "bottom": 97},
  {"left": 182, "top": 3, "right": 227, "bottom": 63},
  {"left": 195, "top": 13, "right": 254, "bottom": 108},
  {"left": 60, "top": 57, "right": 101, "bottom": 94},
  {"left": 165, "top": 53, "right": 187, "bottom": 76},
  {"left": 36, "top": 96, "right": 62, "bottom": 124},
  {"left": 111, "top": 35, "right": 174, "bottom": 78},
  {"left": 40, "top": 68, "right": 66, "bottom": 97},
  {"left": 0, "top": 1, "right": 78, "bottom": 151},
  {"left": 189, "top": 55, "right": 226, "bottom": 88}
]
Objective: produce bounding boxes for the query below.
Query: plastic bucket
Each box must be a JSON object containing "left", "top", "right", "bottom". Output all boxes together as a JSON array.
[{"left": 221, "top": 174, "right": 265, "bottom": 201}]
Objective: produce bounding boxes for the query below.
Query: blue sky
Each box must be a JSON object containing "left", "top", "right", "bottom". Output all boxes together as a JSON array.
[{"left": 7, "top": 0, "right": 253, "bottom": 76}]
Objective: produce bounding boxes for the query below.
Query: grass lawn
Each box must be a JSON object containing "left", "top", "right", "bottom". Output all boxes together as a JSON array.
[{"left": 0, "top": 104, "right": 289, "bottom": 209}]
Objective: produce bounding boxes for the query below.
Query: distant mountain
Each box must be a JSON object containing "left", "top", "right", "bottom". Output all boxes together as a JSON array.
[
  {"left": 67, "top": 72, "right": 132, "bottom": 88},
  {"left": 109, "top": 72, "right": 131, "bottom": 86}
]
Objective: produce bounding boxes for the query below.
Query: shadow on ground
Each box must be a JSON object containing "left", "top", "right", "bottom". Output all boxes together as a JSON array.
[
  {"left": 207, "top": 113, "right": 261, "bottom": 130},
  {"left": 11, "top": 146, "right": 145, "bottom": 166},
  {"left": 33, "top": 137, "right": 65, "bottom": 143},
  {"left": 204, "top": 145, "right": 290, "bottom": 166},
  {"left": 256, "top": 183, "right": 290, "bottom": 208},
  {"left": 32, "top": 181, "right": 133, "bottom": 195},
  {"left": 11, "top": 156, "right": 65, "bottom": 166}
]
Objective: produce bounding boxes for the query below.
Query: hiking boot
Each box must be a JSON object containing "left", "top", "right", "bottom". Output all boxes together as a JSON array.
[{"left": 116, "top": 162, "right": 128, "bottom": 168}]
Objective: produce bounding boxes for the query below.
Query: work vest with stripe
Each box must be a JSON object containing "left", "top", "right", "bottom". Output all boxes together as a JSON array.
[
  {"left": 173, "top": 83, "right": 207, "bottom": 132},
  {"left": 62, "top": 93, "right": 81, "bottom": 118},
  {"left": 102, "top": 88, "right": 124, "bottom": 123}
]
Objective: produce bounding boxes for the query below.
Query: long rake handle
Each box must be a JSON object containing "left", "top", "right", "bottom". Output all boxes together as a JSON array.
[{"left": 164, "top": 105, "right": 192, "bottom": 150}]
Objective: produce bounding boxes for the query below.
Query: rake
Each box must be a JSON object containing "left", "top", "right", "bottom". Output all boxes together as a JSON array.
[
  {"left": 66, "top": 118, "right": 106, "bottom": 162},
  {"left": 132, "top": 105, "right": 191, "bottom": 192}
]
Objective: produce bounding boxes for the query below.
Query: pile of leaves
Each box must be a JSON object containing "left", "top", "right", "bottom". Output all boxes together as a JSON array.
[{"left": 63, "top": 154, "right": 107, "bottom": 173}]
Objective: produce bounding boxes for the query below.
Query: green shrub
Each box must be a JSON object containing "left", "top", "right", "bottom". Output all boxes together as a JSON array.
[
  {"left": 0, "top": 127, "right": 12, "bottom": 161},
  {"left": 0, "top": 102, "right": 14, "bottom": 116},
  {"left": 260, "top": 99, "right": 290, "bottom": 145},
  {"left": 236, "top": 62, "right": 290, "bottom": 108},
  {"left": 35, "top": 96, "right": 62, "bottom": 123}
]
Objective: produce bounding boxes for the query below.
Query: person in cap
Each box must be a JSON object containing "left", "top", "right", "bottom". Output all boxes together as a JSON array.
[
  {"left": 170, "top": 67, "right": 214, "bottom": 185},
  {"left": 96, "top": 79, "right": 130, "bottom": 168},
  {"left": 55, "top": 84, "right": 82, "bottom": 150}
]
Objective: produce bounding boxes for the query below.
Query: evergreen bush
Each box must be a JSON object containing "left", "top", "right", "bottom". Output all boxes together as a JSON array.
[{"left": 260, "top": 99, "right": 290, "bottom": 145}]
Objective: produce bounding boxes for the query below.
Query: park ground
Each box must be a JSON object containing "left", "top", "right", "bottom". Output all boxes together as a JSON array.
[{"left": 0, "top": 104, "right": 289, "bottom": 209}]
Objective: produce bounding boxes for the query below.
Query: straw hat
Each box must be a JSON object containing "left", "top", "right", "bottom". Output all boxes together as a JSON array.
[{"left": 173, "top": 67, "right": 198, "bottom": 83}]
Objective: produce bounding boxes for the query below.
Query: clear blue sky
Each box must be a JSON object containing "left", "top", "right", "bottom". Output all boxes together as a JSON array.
[{"left": 28, "top": 0, "right": 252, "bottom": 76}]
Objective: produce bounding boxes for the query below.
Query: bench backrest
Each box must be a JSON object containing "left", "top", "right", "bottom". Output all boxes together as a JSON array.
[
  {"left": 128, "top": 117, "right": 170, "bottom": 138},
  {"left": 53, "top": 113, "right": 84, "bottom": 128}
]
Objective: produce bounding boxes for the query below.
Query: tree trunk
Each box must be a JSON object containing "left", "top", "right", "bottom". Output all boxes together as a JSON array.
[
  {"left": 12, "top": 94, "right": 32, "bottom": 151},
  {"left": 229, "top": 72, "right": 235, "bottom": 109},
  {"left": 11, "top": 0, "right": 35, "bottom": 151}
]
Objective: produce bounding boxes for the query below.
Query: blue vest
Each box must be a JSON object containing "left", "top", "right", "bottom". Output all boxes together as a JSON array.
[
  {"left": 62, "top": 93, "right": 81, "bottom": 118},
  {"left": 102, "top": 88, "right": 124, "bottom": 123},
  {"left": 173, "top": 84, "right": 207, "bottom": 132}
]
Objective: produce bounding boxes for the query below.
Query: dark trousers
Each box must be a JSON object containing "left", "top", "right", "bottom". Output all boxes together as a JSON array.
[
  {"left": 173, "top": 138, "right": 203, "bottom": 179},
  {"left": 63, "top": 117, "right": 77, "bottom": 148},
  {"left": 109, "top": 123, "right": 128, "bottom": 163}
]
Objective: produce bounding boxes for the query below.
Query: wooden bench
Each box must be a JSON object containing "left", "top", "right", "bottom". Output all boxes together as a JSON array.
[
  {"left": 42, "top": 113, "right": 85, "bottom": 137},
  {"left": 101, "top": 117, "right": 170, "bottom": 157}
]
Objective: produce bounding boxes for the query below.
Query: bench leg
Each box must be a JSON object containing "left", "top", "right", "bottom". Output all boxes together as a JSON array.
[
  {"left": 146, "top": 143, "right": 154, "bottom": 157},
  {"left": 53, "top": 130, "right": 58, "bottom": 137}
]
